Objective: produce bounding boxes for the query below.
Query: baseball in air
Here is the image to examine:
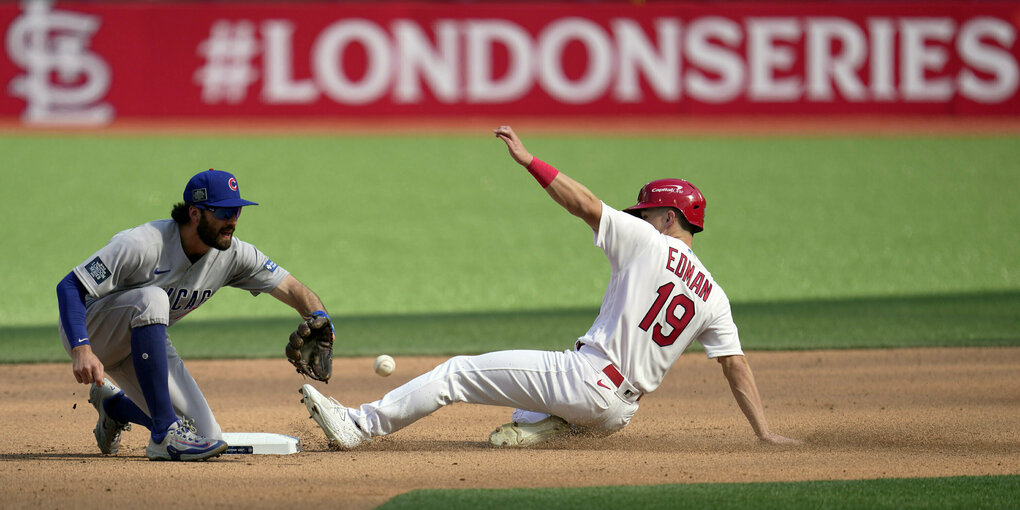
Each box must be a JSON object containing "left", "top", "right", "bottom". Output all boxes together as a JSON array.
[{"left": 374, "top": 355, "right": 396, "bottom": 377}]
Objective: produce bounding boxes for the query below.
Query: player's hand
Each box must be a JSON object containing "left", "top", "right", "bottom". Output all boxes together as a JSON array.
[
  {"left": 758, "top": 432, "right": 803, "bottom": 446},
  {"left": 494, "top": 126, "right": 534, "bottom": 167},
  {"left": 71, "top": 344, "right": 105, "bottom": 386}
]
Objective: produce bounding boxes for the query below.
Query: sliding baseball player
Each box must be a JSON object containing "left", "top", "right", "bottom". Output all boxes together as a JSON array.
[{"left": 298, "top": 126, "right": 801, "bottom": 449}]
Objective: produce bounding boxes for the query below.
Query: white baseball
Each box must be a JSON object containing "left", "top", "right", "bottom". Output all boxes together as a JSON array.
[{"left": 374, "top": 355, "right": 395, "bottom": 377}]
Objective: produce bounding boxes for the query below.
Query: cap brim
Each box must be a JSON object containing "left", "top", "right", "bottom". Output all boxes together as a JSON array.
[{"left": 205, "top": 198, "right": 258, "bottom": 207}]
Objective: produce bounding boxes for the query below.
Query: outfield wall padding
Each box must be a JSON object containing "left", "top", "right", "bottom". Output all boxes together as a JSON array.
[{"left": 2, "top": 1, "right": 1019, "bottom": 125}]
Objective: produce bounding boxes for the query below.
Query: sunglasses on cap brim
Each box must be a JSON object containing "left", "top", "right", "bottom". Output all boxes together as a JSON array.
[{"left": 196, "top": 205, "right": 242, "bottom": 220}]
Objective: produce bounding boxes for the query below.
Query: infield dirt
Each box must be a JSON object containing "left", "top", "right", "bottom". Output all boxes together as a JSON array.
[{"left": 1, "top": 347, "right": 1017, "bottom": 509}]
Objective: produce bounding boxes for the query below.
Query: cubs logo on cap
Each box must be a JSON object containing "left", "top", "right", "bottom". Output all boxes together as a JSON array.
[{"left": 183, "top": 169, "right": 258, "bottom": 208}]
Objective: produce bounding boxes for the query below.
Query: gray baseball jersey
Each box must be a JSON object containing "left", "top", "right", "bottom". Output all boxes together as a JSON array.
[{"left": 73, "top": 219, "right": 289, "bottom": 323}]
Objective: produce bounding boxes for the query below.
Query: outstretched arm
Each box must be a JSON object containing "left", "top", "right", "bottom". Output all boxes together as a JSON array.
[
  {"left": 270, "top": 274, "right": 328, "bottom": 319},
  {"left": 495, "top": 125, "right": 602, "bottom": 231},
  {"left": 717, "top": 354, "right": 802, "bottom": 445}
]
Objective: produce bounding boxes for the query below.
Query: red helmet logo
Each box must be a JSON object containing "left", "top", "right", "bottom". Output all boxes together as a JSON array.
[{"left": 624, "top": 178, "right": 705, "bottom": 233}]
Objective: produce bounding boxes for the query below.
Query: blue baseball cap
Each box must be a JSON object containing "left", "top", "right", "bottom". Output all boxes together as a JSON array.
[{"left": 183, "top": 169, "right": 258, "bottom": 207}]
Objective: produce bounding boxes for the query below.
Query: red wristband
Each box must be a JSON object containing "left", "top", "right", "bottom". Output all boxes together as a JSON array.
[{"left": 526, "top": 157, "right": 560, "bottom": 188}]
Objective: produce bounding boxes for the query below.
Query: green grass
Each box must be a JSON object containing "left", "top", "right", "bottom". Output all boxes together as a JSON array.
[
  {"left": 380, "top": 475, "right": 1020, "bottom": 510},
  {"left": 1, "top": 135, "right": 1018, "bottom": 327}
]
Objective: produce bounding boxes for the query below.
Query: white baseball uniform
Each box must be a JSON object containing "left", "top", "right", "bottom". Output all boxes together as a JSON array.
[
  {"left": 345, "top": 203, "right": 743, "bottom": 438},
  {"left": 59, "top": 219, "right": 288, "bottom": 438}
]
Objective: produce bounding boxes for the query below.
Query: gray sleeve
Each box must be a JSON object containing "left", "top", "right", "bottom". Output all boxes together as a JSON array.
[
  {"left": 72, "top": 229, "right": 156, "bottom": 298},
  {"left": 225, "top": 240, "right": 290, "bottom": 296}
]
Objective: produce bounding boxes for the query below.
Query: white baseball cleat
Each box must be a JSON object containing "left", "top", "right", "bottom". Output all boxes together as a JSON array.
[
  {"left": 300, "top": 384, "right": 367, "bottom": 450},
  {"left": 489, "top": 416, "right": 571, "bottom": 447},
  {"left": 145, "top": 418, "right": 227, "bottom": 461},
  {"left": 88, "top": 378, "right": 132, "bottom": 455}
]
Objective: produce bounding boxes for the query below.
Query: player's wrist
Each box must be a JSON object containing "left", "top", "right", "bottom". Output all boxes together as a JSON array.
[
  {"left": 308, "top": 310, "right": 334, "bottom": 334},
  {"left": 526, "top": 157, "right": 559, "bottom": 188}
]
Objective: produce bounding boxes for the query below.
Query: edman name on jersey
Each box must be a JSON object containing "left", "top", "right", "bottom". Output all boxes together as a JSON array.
[{"left": 665, "top": 247, "right": 713, "bottom": 302}]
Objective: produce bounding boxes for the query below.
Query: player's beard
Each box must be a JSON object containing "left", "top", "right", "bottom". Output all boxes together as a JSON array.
[{"left": 197, "top": 214, "right": 233, "bottom": 251}]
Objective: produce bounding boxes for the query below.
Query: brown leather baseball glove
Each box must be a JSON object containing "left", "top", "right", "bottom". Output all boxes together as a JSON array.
[{"left": 285, "top": 312, "right": 334, "bottom": 382}]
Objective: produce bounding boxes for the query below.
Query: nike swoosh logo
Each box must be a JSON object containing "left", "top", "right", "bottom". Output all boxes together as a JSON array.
[
  {"left": 166, "top": 445, "right": 182, "bottom": 461},
  {"left": 76, "top": 338, "right": 88, "bottom": 344},
  {"left": 596, "top": 380, "right": 612, "bottom": 390},
  {"left": 154, "top": 269, "right": 171, "bottom": 275}
]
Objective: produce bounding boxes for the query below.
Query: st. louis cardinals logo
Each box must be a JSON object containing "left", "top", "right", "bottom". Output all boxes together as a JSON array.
[
  {"left": 228, "top": 177, "right": 238, "bottom": 191},
  {"left": 5, "top": 0, "right": 113, "bottom": 125}
]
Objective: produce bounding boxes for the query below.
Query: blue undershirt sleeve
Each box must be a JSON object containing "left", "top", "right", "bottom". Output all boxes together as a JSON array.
[{"left": 56, "top": 271, "right": 90, "bottom": 348}]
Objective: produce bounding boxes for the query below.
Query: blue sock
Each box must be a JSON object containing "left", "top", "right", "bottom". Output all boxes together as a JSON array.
[
  {"left": 130, "top": 324, "right": 176, "bottom": 442},
  {"left": 101, "top": 391, "right": 153, "bottom": 430}
]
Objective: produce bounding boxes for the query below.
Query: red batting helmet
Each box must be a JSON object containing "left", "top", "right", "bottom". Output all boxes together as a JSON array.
[{"left": 624, "top": 179, "right": 706, "bottom": 233}]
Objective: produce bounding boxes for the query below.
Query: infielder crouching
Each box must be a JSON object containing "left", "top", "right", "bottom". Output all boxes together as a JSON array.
[
  {"left": 299, "top": 127, "right": 801, "bottom": 449},
  {"left": 57, "top": 169, "right": 334, "bottom": 461}
]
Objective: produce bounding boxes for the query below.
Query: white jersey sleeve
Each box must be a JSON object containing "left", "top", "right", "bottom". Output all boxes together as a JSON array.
[
  {"left": 694, "top": 285, "right": 744, "bottom": 358},
  {"left": 578, "top": 203, "right": 743, "bottom": 393},
  {"left": 591, "top": 203, "right": 657, "bottom": 274}
]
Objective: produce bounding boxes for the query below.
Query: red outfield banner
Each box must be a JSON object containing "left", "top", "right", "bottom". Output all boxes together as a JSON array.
[{"left": 2, "top": 1, "right": 1018, "bottom": 125}]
